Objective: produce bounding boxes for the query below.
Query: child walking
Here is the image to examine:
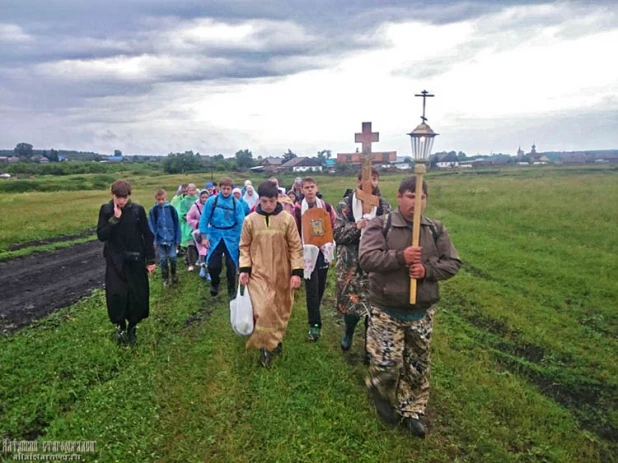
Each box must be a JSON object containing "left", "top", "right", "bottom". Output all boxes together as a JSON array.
[
  {"left": 186, "top": 189, "right": 210, "bottom": 279},
  {"left": 179, "top": 183, "right": 199, "bottom": 271},
  {"left": 239, "top": 180, "right": 304, "bottom": 367},
  {"left": 148, "top": 189, "right": 182, "bottom": 287},
  {"left": 97, "top": 180, "right": 156, "bottom": 345},
  {"left": 292, "top": 177, "right": 336, "bottom": 342}
]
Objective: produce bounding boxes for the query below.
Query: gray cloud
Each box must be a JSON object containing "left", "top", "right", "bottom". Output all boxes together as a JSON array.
[{"left": 0, "top": 0, "right": 616, "bottom": 154}]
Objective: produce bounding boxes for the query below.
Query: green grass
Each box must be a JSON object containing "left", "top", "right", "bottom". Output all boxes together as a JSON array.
[{"left": 1, "top": 166, "right": 617, "bottom": 462}]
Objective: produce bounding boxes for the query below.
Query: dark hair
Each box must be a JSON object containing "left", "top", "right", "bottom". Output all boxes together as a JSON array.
[
  {"left": 257, "top": 180, "right": 280, "bottom": 198},
  {"left": 219, "top": 176, "right": 234, "bottom": 187},
  {"left": 301, "top": 177, "right": 316, "bottom": 187},
  {"left": 154, "top": 188, "right": 166, "bottom": 199},
  {"left": 357, "top": 168, "right": 380, "bottom": 180},
  {"left": 398, "top": 176, "right": 428, "bottom": 196},
  {"left": 111, "top": 180, "right": 131, "bottom": 197}
]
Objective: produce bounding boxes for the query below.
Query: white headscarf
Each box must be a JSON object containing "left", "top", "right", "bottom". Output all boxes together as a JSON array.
[{"left": 243, "top": 185, "right": 258, "bottom": 209}]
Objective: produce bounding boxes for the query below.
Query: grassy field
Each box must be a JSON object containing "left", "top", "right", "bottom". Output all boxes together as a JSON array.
[{"left": 1, "top": 166, "right": 617, "bottom": 462}]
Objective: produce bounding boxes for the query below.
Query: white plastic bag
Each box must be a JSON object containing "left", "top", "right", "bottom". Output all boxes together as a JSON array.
[{"left": 230, "top": 284, "right": 254, "bottom": 336}]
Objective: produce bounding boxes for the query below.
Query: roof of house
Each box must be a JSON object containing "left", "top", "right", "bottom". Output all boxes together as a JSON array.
[
  {"left": 262, "top": 157, "right": 283, "bottom": 165},
  {"left": 281, "top": 157, "right": 322, "bottom": 168}
]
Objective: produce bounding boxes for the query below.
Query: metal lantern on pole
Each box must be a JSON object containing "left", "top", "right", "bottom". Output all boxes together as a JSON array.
[{"left": 407, "top": 90, "right": 438, "bottom": 305}]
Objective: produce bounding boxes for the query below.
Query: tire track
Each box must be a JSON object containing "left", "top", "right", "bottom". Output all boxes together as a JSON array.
[{"left": 0, "top": 240, "right": 105, "bottom": 334}]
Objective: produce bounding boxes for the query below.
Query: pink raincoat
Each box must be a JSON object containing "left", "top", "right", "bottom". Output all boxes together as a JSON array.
[{"left": 187, "top": 199, "right": 208, "bottom": 257}]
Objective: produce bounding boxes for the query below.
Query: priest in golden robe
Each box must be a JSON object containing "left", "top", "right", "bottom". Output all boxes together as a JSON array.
[{"left": 239, "top": 180, "right": 304, "bottom": 367}]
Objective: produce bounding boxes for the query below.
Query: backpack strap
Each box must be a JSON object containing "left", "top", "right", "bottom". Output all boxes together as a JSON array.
[
  {"left": 207, "top": 194, "right": 219, "bottom": 224},
  {"left": 381, "top": 213, "right": 393, "bottom": 240},
  {"left": 152, "top": 204, "right": 159, "bottom": 224},
  {"left": 381, "top": 213, "right": 439, "bottom": 245},
  {"left": 208, "top": 195, "right": 239, "bottom": 229},
  {"left": 424, "top": 217, "right": 440, "bottom": 244},
  {"left": 170, "top": 205, "right": 179, "bottom": 230}
]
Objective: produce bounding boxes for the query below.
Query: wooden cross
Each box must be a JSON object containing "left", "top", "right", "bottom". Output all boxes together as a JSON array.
[
  {"left": 356, "top": 121, "right": 379, "bottom": 154},
  {"left": 336, "top": 122, "right": 396, "bottom": 214}
]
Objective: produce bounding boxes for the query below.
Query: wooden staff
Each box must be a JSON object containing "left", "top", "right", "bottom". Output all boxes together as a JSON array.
[{"left": 409, "top": 162, "right": 426, "bottom": 304}]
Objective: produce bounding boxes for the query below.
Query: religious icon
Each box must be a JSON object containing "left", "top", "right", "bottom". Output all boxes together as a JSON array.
[
  {"left": 310, "top": 219, "right": 325, "bottom": 237},
  {"left": 302, "top": 208, "right": 334, "bottom": 247}
]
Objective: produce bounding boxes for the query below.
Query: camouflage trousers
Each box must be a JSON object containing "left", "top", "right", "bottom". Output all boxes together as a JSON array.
[
  {"left": 366, "top": 306, "right": 435, "bottom": 420},
  {"left": 336, "top": 261, "right": 371, "bottom": 317}
]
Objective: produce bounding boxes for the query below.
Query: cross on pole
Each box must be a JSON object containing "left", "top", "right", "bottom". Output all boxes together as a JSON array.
[
  {"left": 354, "top": 123, "right": 380, "bottom": 214},
  {"left": 336, "top": 122, "right": 395, "bottom": 214},
  {"left": 409, "top": 90, "right": 436, "bottom": 306},
  {"left": 415, "top": 90, "right": 434, "bottom": 123},
  {"left": 355, "top": 122, "right": 379, "bottom": 154}
]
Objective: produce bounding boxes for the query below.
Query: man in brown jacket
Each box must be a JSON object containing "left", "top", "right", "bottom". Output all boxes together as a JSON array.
[{"left": 359, "top": 176, "right": 462, "bottom": 438}]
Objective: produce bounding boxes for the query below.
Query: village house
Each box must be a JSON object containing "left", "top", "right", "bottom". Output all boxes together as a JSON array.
[
  {"left": 435, "top": 152, "right": 459, "bottom": 168},
  {"left": 559, "top": 153, "right": 587, "bottom": 164},
  {"left": 101, "top": 155, "right": 124, "bottom": 163},
  {"left": 280, "top": 157, "right": 323, "bottom": 173},
  {"left": 262, "top": 157, "right": 284, "bottom": 172},
  {"left": 323, "top": 159, "right": 337, "bottom": 173}
]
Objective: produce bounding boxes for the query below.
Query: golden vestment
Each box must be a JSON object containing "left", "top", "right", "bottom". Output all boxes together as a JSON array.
[{"left": 240, "top": 208, "right": 304, "bottom": 351}]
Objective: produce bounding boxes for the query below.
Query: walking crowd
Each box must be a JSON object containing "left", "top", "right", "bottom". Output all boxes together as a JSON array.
[{"left": 96, "top": 172, "right": 462, "bottom": 438}]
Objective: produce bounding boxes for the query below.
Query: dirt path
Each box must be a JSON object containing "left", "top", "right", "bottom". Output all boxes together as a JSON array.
[{"left": 0, "top": 240, "right": 105, "bottom": 335}]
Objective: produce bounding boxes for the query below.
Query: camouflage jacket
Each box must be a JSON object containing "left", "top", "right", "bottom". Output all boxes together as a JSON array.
[
  {"left": 333, "top": 191, "right": 391, "bottom": 248},
  {"left": 334, "top": 191, "right": 391, "bottom": 315}
]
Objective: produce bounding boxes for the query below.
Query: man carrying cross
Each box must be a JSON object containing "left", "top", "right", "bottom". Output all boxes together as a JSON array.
[
  {"left": 359, "top": 176, "right": 462, "bottom": 437},
  {"left": 335, "top": 122, "right": 392, "bottom": 360}
]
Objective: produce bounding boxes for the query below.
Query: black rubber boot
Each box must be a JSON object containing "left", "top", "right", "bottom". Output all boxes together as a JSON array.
[
  {"left": 259, "top": 348, "right": 273, "bottom": 368},
  {"left": 115, "top": 321, "right": 128, "bottom": 345},
  {"left": 364, "top": 315, "right": 371, "bottom": 364},
  {"left": 340, "top": 314, "right": 359, "bottom": 351},
  {"left": 170, "top": 262, "right": 178, "bottom": 284},
  {"left": 403, "top": 417, "right": 426, "bottom": 438},
  {"left": 368, "top": 384, "right": 398, "bottom": 425},
  {"left": 127, "top": 324, "right": 137, "bottom": 345}
]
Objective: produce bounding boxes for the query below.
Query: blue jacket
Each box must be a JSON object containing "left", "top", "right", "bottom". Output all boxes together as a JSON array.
[
  {"left": 148, "top": 202, "right": 181, "bottom": 246},
  {"left": 238, "top": 198, "right": 250, "bottom": 216},
  {"left": 199, "top": 193, "right": 245, "bottom": 267}
]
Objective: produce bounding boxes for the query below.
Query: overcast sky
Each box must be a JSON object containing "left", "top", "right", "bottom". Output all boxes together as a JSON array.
[{"left": 1, "top": 0, "right": 616, "bottom": 157}]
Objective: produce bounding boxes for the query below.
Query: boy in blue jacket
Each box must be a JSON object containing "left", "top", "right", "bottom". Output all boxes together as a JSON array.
[
  {"left": 199, "top": 177, "right": 246, "bottom": 298},
  {"left": 148, "top": 189, "right": 182, "bottom": 287}
]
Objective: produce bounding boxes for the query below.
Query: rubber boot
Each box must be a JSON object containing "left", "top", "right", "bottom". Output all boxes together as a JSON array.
[
  {"left": 171, "top": 262, "right": 178, "bottom": 284},
  {"left": 364, "top": 315, "right": 371, "bottom": 365},
  {"left": 340, "top": 314, "right": 359, "bottom": 351},
  {"left": 127, "top": 323, "right": 137, "bottom": 345}
]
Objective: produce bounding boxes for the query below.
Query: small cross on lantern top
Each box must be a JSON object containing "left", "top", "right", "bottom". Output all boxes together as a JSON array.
[{"left": 414, "top": 90, "right": 434, "bottom": 123}]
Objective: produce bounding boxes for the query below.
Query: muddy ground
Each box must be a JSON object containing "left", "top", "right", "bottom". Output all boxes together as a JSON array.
[{"left": 0, "top": 240, "right": 105, "bottom": 335}]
